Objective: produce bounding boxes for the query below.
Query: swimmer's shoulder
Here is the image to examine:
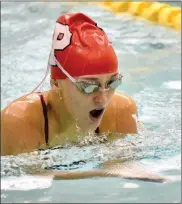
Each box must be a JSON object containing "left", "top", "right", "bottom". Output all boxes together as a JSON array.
[
  {"left": 1, "top": 92, "right": 47, "bottom": 122},
  {"left": 103, "top": 92, "right": 138, "bottom": 117},
  {"left": 1, "top": 92, "right": 48, "bottom": 155},
  {"left": 110, "top": 92, "right": 137, "bottom": 112},
  {"left": 100, "top": 92, "right": 138, "bottom": 134}
]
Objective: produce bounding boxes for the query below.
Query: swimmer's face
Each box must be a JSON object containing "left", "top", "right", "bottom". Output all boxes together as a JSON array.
[{"left": 58, "top": 72, "right": 122, "bottom": 132}]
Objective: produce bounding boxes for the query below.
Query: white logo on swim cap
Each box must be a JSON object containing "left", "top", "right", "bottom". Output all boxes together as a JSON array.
[{"left": 49, "top": 23, "right": 72, "bottom": 66}]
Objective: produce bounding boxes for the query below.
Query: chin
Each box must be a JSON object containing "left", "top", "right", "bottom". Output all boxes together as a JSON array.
[
  {"left": 88, "top": 119, "right": 102, "bottom": 132},
  {"left": 78, "top": 120, "right": 101, "bottom": 133}
]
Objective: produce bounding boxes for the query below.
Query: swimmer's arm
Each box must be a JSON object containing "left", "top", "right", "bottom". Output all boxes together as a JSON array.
[{"left": 38, "top": 162, "right": 171, "bottom": 183}]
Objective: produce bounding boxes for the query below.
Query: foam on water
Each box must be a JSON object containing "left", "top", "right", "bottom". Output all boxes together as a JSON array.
[
  {"left": 124, "top": 183, "right": 140, "bottom": 189},
  {"left": 1, "top": 176, "right": 52, "bottom": 191}
]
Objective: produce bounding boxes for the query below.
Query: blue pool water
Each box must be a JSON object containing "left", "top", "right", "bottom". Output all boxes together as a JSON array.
[{"left": 1, "top": 2, "right": 181, "bottom": 203}]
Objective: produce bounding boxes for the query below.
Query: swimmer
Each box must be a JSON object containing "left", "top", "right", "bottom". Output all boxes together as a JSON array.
[
  {"left": 1, "top": 13, "right": 137, "bottom": 156},
  {"left": 1, "top": 12, "right": 172, "bottom": 183}
]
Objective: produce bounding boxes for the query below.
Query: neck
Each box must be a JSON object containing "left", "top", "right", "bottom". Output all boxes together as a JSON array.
[{"left": 47, "top": 90, "right": 86, "bottom": 143}]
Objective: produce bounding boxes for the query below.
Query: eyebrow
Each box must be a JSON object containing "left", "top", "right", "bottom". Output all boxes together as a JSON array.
[{"left": 81, "top": 73, "right": 119, "bottom": 81}]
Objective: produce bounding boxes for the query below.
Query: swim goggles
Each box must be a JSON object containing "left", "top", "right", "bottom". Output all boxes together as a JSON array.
[{"left": 54, "top": 57, "right": 123, "bottom": 94}]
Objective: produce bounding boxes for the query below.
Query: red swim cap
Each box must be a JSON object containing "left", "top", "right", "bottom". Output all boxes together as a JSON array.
[{"left": 49, "top": 13, "right": 118, "bottom": 79}]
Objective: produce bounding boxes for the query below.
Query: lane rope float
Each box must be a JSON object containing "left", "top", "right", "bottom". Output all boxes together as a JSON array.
[{"left": 97, "top": 1, "right": 181, "bottom": 31}]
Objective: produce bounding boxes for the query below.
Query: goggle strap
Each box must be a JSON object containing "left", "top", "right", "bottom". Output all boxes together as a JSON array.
[{"left": 54, "top": 57, "right": 76, "bottom": 83}]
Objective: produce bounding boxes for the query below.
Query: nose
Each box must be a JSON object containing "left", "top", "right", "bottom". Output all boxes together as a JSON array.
[{"left": 94, "top": 91, "right": 109, "bottom": 106}]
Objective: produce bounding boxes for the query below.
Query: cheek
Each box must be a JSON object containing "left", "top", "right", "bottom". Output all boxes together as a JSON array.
[
  {"left": 63, "top": 85, "right": 78, "bottom": 106},
  {"left": 62, "top": 83, "right": 89, "bottom": 112}
]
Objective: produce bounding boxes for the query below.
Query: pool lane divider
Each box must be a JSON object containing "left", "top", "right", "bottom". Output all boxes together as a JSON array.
[{"left": 96, "top": 2, "right": 181, "bottom": 31}]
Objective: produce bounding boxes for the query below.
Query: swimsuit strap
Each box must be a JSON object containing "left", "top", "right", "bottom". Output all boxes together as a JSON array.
[
  {"left": 95, "top": 127, "right": 100, "bottom": 134},
  {"left": 39, "top": 94, "right": 49, "bottom": 145}
]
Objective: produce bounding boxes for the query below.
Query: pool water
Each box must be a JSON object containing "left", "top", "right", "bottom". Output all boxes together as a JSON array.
[{"left": 1, "top": 2, "right": 181, "bottom": 203}]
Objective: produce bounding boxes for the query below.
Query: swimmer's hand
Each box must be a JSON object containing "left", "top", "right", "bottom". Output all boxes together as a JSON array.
[{"left": 37, "top": 161, "right": 172, "bottom": 183}]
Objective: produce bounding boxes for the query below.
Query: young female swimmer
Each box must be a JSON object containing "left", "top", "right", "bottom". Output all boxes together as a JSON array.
[
  {"left": 1, "top": 13, "right": 171, "bottom": 183},
  {"left": 1, "top": 13, "right": 137, "bottom": 156}
]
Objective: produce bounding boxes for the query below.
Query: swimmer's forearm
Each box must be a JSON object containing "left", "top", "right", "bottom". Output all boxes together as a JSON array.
[
  {"left": 36, "top": 161, "right": 171, "bottom": 183},
  {"left": 51, "top": 169, "right": 170, "bottom": 183},
  {"left": 53, "top": 170, "right": 105, "bottom": 180}
]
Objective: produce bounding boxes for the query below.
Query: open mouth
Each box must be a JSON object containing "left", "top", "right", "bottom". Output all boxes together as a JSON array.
[{"left": 89, "top": 108, "right": 104, "bottom": 121}]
